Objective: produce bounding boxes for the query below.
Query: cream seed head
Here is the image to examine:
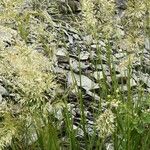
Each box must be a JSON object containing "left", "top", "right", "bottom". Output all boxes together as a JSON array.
[{"left": 96, "top": 109, "right": 116, "bottom": 138}]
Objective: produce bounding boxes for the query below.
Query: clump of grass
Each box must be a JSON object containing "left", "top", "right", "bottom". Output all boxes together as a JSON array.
[
  {"left": 0, "top": 0, "right": 150, "bottom": 150},
  {"left": 0, "top": 41, "right": 58, "bottom": 149},
  {"left": 61, "top": 0, "right": 150, "bottom": 149},
  {"left": 0, "top": 1, "right": 58, "bottom": 148}
]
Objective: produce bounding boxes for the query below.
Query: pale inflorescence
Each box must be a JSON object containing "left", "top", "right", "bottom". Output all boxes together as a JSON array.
[{"left": 96, "top": 109, "right": 116, "bottom": 138}]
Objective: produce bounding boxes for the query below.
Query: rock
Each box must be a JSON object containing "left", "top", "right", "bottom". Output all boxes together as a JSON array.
[
  {"left": 0, "top": 95, "right": 2, "bottom": 103},
  {"left": 130, "top": 78, "right": 137, "bottom": 87},
  {"left": 56, "top": 47, "right": 69, "bottom": 63},
  {"left": 0, "top": 85, "right": 9, "bottom": 103},
  {"left": 116, "top": 0, "right": 127, "bottom": 10},
  {"left": 119, "top": 78, "right": 137, "bottom": 91},
  {"left": 93, "top": 71, "right": 103, "bottom": 80},
  {"left": 56, "top": 47, "right": 68, "bottom": 57},
  {"left": 69, "top": 58, "right": 90, "bottom": 72},
  {"left": 105, "top": 142, "right": 114, "bottom": 150},
  {"left": 79, "top": 51, "right": 90, "bottom": 60},
  {"left": 83, "top": 35, "right": 93, "bottom": 45},
  {"left": 86, "top": 91, "right": 100, "bottom": 101},
  {"left": 53, "top": 66, "right": 68, "bottom": 74},
  {"left": 145, "top": 37, "right": 150, "bottom": 50},
  {"left": 114, "top": 53, "right": 125, "bottom": 59},
  {"left": 0, "top": 85, "right": 8, "bottom": 96},
  {"left": 139, "top": 72, "right": 150, "bottom": 87},
  {"left": 58, "top": 0, "right": 81, "bottom": 14},
  {"left": 68, "top": 34, "right": 74, "bottom": 44},
  {"left": 67, "top": 72, "right": 99, "bottom": 91},
  {"left": 0, "top": 25, "right": 17, "bottom": 49},
  {"left": 72, "top": 34, "right": 80, "bottom": 40}
]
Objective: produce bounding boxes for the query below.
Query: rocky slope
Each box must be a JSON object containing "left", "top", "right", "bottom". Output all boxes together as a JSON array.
[{"left": 0, "top": 0, "right": 150, "bottom": 149}]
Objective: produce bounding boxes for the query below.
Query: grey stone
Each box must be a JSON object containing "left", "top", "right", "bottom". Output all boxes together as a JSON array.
[
  {"left": 0, "top": 85, "right": 8, "bottom": 96},
  {"left": 69, "top": 58, "right": 90, "bottom": 72},
  {"left": 0, "top": 95, "right": 2, "bottom": 103},
  {"left": 86, "top": 91, "right": 100, "bottom": 101},
  {"left": 139, "top": 73, "right": 150, "bottom": 87},
  {"left": 79, "top": 51, "right": 90, "bottom": 60},
  {"left": 56, "top": 47, "right": 69, "bottom": 63},
  {"left": 67, "top": 72, "right": 99, "bottom": 91},
  {"left": 83, "top": 35, "right": 93, "bottom": 44},
  {"left": 93, "top": 71, "right": 104, "bottom": 80},
  {"left": 0, "top": 25, "right": 17, "bottom": 49},
  {"left": 114, "top": 53, "right": 125, "bottom": 59},
  {"left": 145, "top": 37, "right": 150, "bottom": 50},
  {"left": 116, "top": 0, "right": 127, "bottom": 10}
]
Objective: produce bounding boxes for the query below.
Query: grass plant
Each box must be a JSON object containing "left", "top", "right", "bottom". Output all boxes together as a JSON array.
[{"left": 0, "top": 0, "right": 150, "bottom": 150}]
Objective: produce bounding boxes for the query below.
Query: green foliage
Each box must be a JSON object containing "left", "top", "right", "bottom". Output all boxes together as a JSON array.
[
  {"left": 0, "top": 44, "right": 55, "bottom": 104},
  {"left": 0, "top": 0, "right": 57, "bottom": 149},
  {"left": 0, "top": 43, "right": 57, "bottom": 149},
  {"left": 0, "top": 0, "right": 150, "bottom": 150}
]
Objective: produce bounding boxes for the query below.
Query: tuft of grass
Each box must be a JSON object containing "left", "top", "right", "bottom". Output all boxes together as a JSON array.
[{"left": 0, "top": 0, "right": 150, "bottom": 150}]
